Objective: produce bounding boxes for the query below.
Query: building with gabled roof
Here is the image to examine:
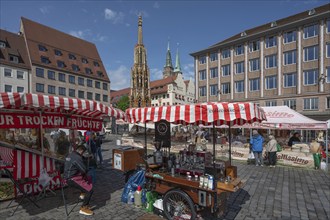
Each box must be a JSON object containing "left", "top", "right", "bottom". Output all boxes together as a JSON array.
[
  {"left": 18, "top": 17, "right": 110, "bottom": 104},
  {"left": 0, "top": 29, "right": 31, "bottom": 93}
]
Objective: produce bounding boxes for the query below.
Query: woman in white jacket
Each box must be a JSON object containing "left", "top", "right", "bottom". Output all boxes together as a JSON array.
[{"left": 266, "top": 135, "right": 277, "bottom": 167}]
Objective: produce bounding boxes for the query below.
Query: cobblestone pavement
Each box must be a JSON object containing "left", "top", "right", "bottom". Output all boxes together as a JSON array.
[{"left": 0, "top": 134, "right": 329, "bottom": 220}]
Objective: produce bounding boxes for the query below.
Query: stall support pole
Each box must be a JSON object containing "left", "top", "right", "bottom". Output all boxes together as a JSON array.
[
  {"left": 229, "top": 124, "right": 232, "bottom": 166},
  {"left": 326, "top": 129, "right": 328, "bottom": 172},
  {"left": 144, "top": 121, "right": 147, "bottom": 159},
  {"left": 39, "top": 111, "right": 44, "bottom": 169},
  {"left": 213, "top": 124, "right": 216, "bottom": 169}
]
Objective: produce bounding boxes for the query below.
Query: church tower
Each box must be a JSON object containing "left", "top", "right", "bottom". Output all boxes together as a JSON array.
[
  {"left": 130, "top": 16, "right": 151, "bottom": 107},
  {"left": 173, "top": 45, "right": 182, "bottom": 75},
  {"left": 163, "top": 41, "right": 174, "bottom": 79}
]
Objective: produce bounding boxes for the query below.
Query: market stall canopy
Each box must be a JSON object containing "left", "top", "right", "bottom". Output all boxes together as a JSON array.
[
  {"left": 0, "top": 92, "right": 126, "bottom": 120},
  {"left": 241, "top": 106, "right": 327, "bottom": 130},
  {"left": 126, "top": 102, "right": 266, "bottom": 126}
]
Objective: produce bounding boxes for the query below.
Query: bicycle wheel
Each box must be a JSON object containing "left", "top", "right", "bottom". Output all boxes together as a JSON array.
[{"left": 163, "top": 189, "right": 197, "bottom": 220}]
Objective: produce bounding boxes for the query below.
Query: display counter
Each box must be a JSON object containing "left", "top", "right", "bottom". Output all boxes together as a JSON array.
[{"left": 213, "top": 142, "right": 316, "bottom": 168}]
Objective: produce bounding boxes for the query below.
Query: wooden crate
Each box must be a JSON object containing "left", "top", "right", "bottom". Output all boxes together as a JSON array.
[{"left": 112, "top": 147, "right": 145, "bottom": 172}]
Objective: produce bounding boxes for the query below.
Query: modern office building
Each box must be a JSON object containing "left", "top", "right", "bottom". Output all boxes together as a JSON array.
[
  {"left": 190, "top": 4, "right": 330, "bottom": 121},
  {"left": 0, "top": 29, "right": 31, "bottom": 93},
  {"left": 18, "top": 17, "right": 110, "bottom": 105}
]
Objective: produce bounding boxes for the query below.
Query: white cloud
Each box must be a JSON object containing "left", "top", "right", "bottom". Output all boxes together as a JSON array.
[
  {"left": 150, "top": 68, "right": 163, "bottom": 81},
  {"left": 39, "top": 6, "right": 51, "bottom": 15},
  {"left": 109, "top": 65, "right": 131, "bottom": 90},
  {"left": 153, "top": 2, "right": 160, "bottom": 9},
  {"left": 104, "top": 8, "right": 125, "bottom": 24},
  {"left": 69, "top": 29, "right": 91, "bottom": 39},
  {"left": 183, "top": 63, "right": 195, "bottom": 80},
  {"left": 93, "top": 33, "right": 107, "bottom": 42}
]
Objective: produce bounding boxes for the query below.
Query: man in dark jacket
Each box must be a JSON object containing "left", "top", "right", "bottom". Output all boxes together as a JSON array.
[
  {"left": 288, "top": 132, "right": 301, "bottom": 147},
  {"left": 95, "top": 133, "right": 103, "bottom": 167},
  {"left": 64, "top": 145, "right": 94, "bottom": 216}
]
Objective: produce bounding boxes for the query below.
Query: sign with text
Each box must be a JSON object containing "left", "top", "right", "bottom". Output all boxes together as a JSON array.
[
  {"left": 155, "top": 120, "right": 171, "bottom": 148},
  {"left": 0, "top": 112, "right": 102, "bottom": 131}
]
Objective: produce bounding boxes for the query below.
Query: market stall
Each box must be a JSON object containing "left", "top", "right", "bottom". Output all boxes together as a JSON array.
[
  {"left": 123, "top": 102, "right": 266, "bottom": 219},
  {"left": 0, "top": 92, "right": 126, "bottom": 199},
  {"left": 210, "top": 106, "right": 328, "bottom": 169}
]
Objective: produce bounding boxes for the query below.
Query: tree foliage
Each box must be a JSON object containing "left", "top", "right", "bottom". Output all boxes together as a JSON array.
[{"left": 116, "top": 95, "right": 130, "bottom": 111}]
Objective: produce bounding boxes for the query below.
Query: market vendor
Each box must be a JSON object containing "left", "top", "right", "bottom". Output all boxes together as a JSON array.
[
  {"left": 288, "top": 132, "right": 301, "bottom": 147},
  {"left": 195, "top": 127, "right": 204, "bottom": 144}
]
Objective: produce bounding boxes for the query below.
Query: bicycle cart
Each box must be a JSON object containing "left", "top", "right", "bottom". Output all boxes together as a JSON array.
[{"left": 124, "top": 102, "right": 266, "bottom": 219}]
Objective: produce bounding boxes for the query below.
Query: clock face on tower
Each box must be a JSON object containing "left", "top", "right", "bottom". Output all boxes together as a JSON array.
[{"left": 157, "top": 121, "right": 168, "bottom": 136}]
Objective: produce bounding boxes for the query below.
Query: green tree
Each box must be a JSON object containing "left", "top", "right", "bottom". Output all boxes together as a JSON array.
[{"left": 116, "top": 95, "right": 130, "bottom": 111}]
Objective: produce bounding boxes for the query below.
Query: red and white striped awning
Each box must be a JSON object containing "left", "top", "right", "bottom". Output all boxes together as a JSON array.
[
  {"left": 0, "top": 93, "right": 126, "bottom": 120},
  {"left": 126, "top": 102, "right": 266, "bottom": 126}
]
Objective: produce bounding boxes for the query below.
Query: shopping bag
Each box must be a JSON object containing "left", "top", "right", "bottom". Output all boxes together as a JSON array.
[
  {"left": 38, "top": 168, "right": 52, "bottom": 188},
  {"left": 320, "top": 161, "right": 327, "bottom": 171},
  {"left": 121, "top": 170, "right": 145, "bottom": 203},
  {"left": 276, "top": 143, "right": 282, "bottom": 152},
  {"left": 248, "top": 152, "right": 255, "bottom": 159}
]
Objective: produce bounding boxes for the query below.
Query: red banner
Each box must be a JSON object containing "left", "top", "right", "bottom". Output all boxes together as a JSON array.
[{"left": 0, "top": 112, "right": 102, "bottom": 131}]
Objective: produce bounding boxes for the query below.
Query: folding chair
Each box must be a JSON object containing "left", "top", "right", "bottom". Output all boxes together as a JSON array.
[
  {"left": 57, "top": 177, "right": 83, "bottom": 217},
  {"left": 3, "top": 168, "right": 40, "bottom": 216},
  {"left": 36, "top": 169, "right": 56, "bottom": 201}
]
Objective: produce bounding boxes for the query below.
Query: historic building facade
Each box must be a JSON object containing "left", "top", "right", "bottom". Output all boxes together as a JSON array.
[
  {"left": 111, "top": 42, "right": 195, "bottom": 107},
  {"left": 0, "top": 30, "right": 31, "bottom": 93},
  {"left": 130, "top": 16, "right": 151, "bottom": 108},
  {"left": 190, "top": 4, "right": 330, "bottom": 121},
  {"left": 10, "top": 17, "right": 111, "bottom": 105}
]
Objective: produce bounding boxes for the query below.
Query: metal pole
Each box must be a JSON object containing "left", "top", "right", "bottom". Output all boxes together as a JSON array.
[
  {"left": 213, "top": 124, "right": 216, "bottom": 169},
  {"left": 39, "top": 111, "right": 44, "bottom": 169},
  {"left": 326, "top": 129, "right": 329, "bottom": 172},
  {"left": 144, "top": 121, "right": 147, "bottom": 159},
  {"left": 229, "top": 124, "right": 232, "bottom": 166}
]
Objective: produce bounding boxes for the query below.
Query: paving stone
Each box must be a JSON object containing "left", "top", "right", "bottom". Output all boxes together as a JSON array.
[{"left": 1, "top": 134, "right": 329, "bottom": 220}]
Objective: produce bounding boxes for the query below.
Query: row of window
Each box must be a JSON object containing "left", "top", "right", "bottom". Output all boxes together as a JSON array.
[
  {"left": 4, "top": 68, "right": 25, "bottom": 79},
  {"left": 35, "top": 68, "right": 108, "bottom": 90},
  {"left": 152, "top": 94, "right": 170, "bottom": 100},
  {"left": 199, "top": 21, "right": 330, "bottom": 64},
  {"left": 4, "top": 85, "right": 25, "bottom": 93},
  {"left": 262, "top": 98, "right": 328, "bottom": 110},
  {"left": 150, "top": 94, "right": 195, "bottom": 102},
  {"left": 200, "top": 67, "right": 330, "bottom": 95},
  {"left": 35, "top": 83, "right": 108, "bottom": 102},
  {"left": 199, "top": 44, "right": 329, "bottom": 79},
  {"left": 40, "top": 56, "right": 104, "bottom": 77},
  {"left": 38, "top": 44, "right": 100, "bottom": 67},
  {"left": 198, "top": 94, "right": 329, "bottom": 110},
  {"left": 151, "top": 100, "right": 198, "bottom": 107}
]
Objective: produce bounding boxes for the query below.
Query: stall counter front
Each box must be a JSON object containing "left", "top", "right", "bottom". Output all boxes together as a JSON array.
[{"left": 213, "top": 142, "right": 315, "bottom": 168}]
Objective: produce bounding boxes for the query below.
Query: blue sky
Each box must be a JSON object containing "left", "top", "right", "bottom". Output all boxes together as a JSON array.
[{"left": 0, "top": 0, "right": 328, "bottom": 90}]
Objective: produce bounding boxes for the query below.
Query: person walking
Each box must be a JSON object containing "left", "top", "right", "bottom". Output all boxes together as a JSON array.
[
  {"left": 266, "top": 134, "right": 277, "bottom": 167},
  {"left": 63, "top": 145, "right": 94, "bottom": 216},
  {"left": 250, "top": 130, "right": 264, "bottom": 166},
  {"left": 310, "top": 140, "right": 322, "bottom": 170},
  {"left": 95, "top": 133, "right": 103, "bottom": 168}
]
